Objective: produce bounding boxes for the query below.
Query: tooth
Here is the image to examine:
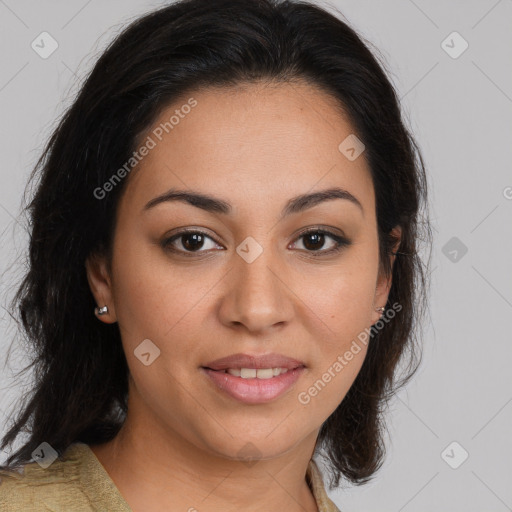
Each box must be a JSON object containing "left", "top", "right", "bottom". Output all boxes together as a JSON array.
[
  {"left": 240, "top": 368, "right": 257, "bottom": 378},
  {"left": 256, "top": 368, "right": 274, "bottom": 379},
  {"left": 223, "top": 367, "right": 292, "bottom": 378}
]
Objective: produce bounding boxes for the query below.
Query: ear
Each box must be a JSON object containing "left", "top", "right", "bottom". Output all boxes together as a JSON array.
[
  {"left": 85, "top": 250, "right": 117, "bottom": 324},
  {"left": 372, "top": 225, "right": 402, "bottom": 324}
]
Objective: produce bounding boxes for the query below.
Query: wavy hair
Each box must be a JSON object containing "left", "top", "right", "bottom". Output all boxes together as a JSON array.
[{"left": 0, "top": 0, "right": 432, "bottom": 489}]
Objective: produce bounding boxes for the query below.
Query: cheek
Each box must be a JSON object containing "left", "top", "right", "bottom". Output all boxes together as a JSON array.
[
  {"left": 306, "top": 343, "right": 366, "bottom": 423},
  {"left": 294, "top": 255, "right": 377, "bottom": 409},
  {"left": 110, "top": 241, "right": 215, "bottom": 367},
  {"left": 110, "top": 250, "right": 203, "bottom": 413},
  {"left": 111, "top": 228, "right": 177, "bottom": 319},
  {"left": 296, "top": 293, "right": 370, "bottom": 421},
  {"left": 300, "top": 257, "right": 378, "bottom": 339}
]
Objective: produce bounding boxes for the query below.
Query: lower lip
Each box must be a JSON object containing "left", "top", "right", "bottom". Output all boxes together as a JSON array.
[{"left": 201, "top": 367, "right": 305, "bottom": 404}]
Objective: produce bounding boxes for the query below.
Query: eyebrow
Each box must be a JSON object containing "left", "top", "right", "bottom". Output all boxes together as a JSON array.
[{"left": 143, "top": 186, "right": 364, "bottom": 219}]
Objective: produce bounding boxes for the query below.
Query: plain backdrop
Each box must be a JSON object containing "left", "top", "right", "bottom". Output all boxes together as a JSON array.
[{"left": 0, "top": 1, "right": 511, "bottom": 511}]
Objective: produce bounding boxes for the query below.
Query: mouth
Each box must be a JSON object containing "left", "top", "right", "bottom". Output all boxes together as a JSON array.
[
  {"left": 200, "top": 352, "right": 307, "bottom": 404},
  {"left": 200, "top": 365, "right": 306, "bottom": 404}
]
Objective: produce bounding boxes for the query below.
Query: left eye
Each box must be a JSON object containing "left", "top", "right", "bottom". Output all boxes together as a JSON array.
[{"left": 291, "top": 229, "right": 345, "bottom": 253}]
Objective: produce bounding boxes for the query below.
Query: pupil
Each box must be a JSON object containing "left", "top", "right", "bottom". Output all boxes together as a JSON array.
[
  {"left": 183, "top": 233, "right": 204, "bottom": 251},
  {"left": 304, "top": 233, "right": 324, "bottom": 250}
]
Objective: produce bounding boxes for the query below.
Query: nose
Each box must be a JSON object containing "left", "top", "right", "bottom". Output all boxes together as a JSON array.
[{"left": 218, "top": 245, "right": 294, "bottom": 334}]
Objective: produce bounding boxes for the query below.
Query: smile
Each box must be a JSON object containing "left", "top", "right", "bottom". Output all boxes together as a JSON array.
[{"left": 201, "top": 366, "right": 305, "bottom": 404}]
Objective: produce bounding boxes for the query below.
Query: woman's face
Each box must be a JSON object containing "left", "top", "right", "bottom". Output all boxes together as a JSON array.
[{"left": 88, "top": 81, "right": 397, "bottom": 461}]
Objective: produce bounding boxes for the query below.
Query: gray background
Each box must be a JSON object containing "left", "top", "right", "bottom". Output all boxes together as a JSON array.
[{"left": 0, "top": 1, "right": 511, "bottom": 510}]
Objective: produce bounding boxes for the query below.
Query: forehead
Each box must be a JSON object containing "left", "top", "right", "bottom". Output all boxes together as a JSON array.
[{"left": 120, "top": 81, "right": 375, "bottom": 219}]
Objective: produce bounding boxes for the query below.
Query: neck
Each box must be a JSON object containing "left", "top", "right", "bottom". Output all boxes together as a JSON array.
[{"left": 90, "top": 389, "right": 320, "bottom": 512}]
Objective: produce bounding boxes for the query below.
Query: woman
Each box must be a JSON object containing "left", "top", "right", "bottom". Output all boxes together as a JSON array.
[{"left": 0, "top": 0, "right": 431, "bottom": 510}]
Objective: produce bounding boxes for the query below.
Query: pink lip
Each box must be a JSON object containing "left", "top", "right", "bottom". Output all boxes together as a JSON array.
[
  {"left": 201, "top": 366, "right": 306, "bottom": 404},
  {"left": 202, "top": 352, "right": 306, "bottom": 371}
]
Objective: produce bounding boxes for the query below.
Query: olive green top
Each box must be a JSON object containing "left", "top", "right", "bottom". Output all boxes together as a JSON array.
[{"left": 0, "top": 442, "right": 341, "bottom": 511}]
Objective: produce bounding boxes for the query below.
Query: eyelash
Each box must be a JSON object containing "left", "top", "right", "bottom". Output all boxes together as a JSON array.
[{"left": 161, "top": 227, "right": 351, "bottom": 258}]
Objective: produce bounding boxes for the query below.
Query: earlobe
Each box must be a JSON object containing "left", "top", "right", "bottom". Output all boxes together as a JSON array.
[{"left": 85, "top": 252, "right": 117, "bottom": 323}]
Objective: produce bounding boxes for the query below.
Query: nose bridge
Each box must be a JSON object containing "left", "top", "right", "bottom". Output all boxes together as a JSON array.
[
  {"left": 238, "top": 245, "right": 278, "bottom": 297},
  {"left": 222, "top": 236, "right": 292, "bottom": 331}
]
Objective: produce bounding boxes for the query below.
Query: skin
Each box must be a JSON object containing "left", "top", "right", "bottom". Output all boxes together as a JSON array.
[{"left": 86, "top": 80, "right": 401, "bottom": 512}]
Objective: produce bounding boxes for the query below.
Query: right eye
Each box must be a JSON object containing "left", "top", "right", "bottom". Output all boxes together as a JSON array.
[{"left": 161, "top": 229, "right": 224, "bottom": 256}]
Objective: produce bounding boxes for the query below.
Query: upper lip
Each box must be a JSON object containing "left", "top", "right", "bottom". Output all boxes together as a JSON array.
[{"left": 202, "top": 352, "right": 306, "bottom": 371}]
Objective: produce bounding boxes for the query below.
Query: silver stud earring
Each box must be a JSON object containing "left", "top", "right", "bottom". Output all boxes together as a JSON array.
[
  {"left": 375, "top": 306, "right": 385, "bottom": 314},
  {"left": 95, "top": 305, "right": 109, "bottom": 316}
]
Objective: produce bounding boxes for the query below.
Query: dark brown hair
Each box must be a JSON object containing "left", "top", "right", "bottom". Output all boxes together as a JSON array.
[{"left": 0, "top": 0, "right": 432, "bottom": 489}]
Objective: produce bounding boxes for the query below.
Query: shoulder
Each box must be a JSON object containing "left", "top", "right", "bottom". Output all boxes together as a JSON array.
[
  {"left": 307, "top": 458, "right": 342, "bottom": 512},
  {"left": 0, "top": 443, "right": 94, "bottom": 512}
]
